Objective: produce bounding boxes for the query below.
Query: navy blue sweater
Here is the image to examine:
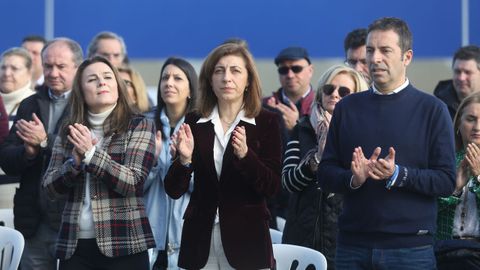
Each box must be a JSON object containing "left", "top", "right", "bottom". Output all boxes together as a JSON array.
[{"left": 318, "top": 84, "right": 456, "bottom": 248}]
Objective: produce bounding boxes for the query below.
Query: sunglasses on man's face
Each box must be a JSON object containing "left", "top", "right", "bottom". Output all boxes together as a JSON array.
[
  {"left": 322, "top": 84, "right": 351, "bottom": 98},
  {"left": 277, "top": 65, "right": 306, "bottom": 75}
]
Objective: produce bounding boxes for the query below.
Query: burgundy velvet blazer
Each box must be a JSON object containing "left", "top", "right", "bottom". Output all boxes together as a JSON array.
[{"left": 165, "top": 109, "right": 282, "bottom": 269}]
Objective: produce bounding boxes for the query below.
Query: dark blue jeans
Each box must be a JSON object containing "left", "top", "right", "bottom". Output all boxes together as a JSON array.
[{"left": 335, "top": 243, "right": 436, "bottom": 270}]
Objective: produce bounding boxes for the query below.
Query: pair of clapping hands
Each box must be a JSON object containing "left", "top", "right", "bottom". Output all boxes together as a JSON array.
[
  {"left": 351, "top": 146, "right": 396, "bottom": 188},
  {"left": 153, "top": 123, "right": 248, "bottom": 166},
  {"left": 16, "top": 113, "right": 97, "bottom": 166},
  {"left": 456, "top": 143, "right": 480, "bottom": 192}
]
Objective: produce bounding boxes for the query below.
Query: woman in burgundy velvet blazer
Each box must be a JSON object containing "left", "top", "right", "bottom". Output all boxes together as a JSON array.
[{"left": 164, "top": 42, "right": 282, "bottom": 269}]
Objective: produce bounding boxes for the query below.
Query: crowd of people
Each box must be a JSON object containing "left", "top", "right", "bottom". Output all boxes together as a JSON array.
[{"left": 0, "top": 15, "right": 480, "bottom": 270}]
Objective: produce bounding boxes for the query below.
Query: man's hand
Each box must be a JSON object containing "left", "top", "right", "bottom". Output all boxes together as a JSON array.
[
  {"left": 369, "top": 147, "right": 396, "bottom": 180},
  {"left": 15, "top": 113, "right": 48, "bottom": 158},
  {"left": 266, "top": 97, "right": 299, "bottom": 131},
  {"left": 351, "top": 147, "right": 381, "bottom": 187}
]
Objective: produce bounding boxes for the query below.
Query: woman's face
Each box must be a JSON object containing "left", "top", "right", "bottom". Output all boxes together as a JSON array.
[
  {"left": 81, "top": 62, "right": 118, "bottom": 114},
  {"left": 459, "top": 103, "right": 480, "bottom": 146},
  {"left": 0, "top": 55, "right": 32, "bottom": 93},
  {"left": 211, "top": 54, "right": 248, "bottom": 105},
  {"left": 160, "top": 64, "right": 190, "bottom": 108},
  {"left": 118, "top": 71, "right": 137, "bottom": 104},
  {"left": 321, "top": 73, "right": 355, "bottom": 114}
]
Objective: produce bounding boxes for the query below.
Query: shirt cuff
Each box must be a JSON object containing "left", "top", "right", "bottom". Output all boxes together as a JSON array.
[
  {"left": 349, "top": 175, "right": 362, "bottom": 189},
  {"left": 385, "top": 164, "right": 399, "bottom": 190},
  {"left": 83, "top": 146, "right": 96, "bottom": 165}
]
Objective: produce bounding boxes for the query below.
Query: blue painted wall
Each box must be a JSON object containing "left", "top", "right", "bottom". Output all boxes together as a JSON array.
[{"left": 1, "top": 0, "right": 478, "bottom": 58}]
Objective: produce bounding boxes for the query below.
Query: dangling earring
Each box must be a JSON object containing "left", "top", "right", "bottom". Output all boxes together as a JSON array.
[
  {"left": 456, "top": 129, "right": 460, "bottom": 135},
  {"left": 244, "top": 87, "right": 248, "bottom": 92}
]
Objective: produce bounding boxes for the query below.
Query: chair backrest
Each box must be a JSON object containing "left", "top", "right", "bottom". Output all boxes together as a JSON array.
[
  {"left": 0, "top": 226, "right": 25, "bottom": 270},
  {"left": 0, "top": 208, "right": 14, "bottom": 228},
  {"left": 276, "top": 216, "right": 286, "bottom": 232},
  {"left": 270, "top": 228, "right": 283, "bottom": 244},
  {"left": 273, "top": 243, "right": 327, "bottom": 270}
]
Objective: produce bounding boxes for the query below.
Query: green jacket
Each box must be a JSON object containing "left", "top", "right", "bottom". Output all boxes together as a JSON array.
[{"left": 436, "top": 150, "right": 480, "bottom": 240}]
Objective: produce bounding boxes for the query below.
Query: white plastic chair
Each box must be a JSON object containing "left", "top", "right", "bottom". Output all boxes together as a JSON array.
[
  {"left": 273, "top": 243, "right": 327, "bottom": 270},
  {"left": 0, "top": 208, "right": 14, "bottom": 228},
  {"left": 0, "top": 226, "right": 25, "bottom": 270},
  {"left": 270, "top": 228, "right": 283, "bottom": 244},
  {"left": 276, "top": 216, "right": 286, "bottom": 232}
]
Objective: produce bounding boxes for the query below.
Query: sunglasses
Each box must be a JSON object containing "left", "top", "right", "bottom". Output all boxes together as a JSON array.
[
  {"left": 322, "top": 84, "right": 351, "bottom": 98},
  {"left": 277, "top": 65, "right": 306, "bottom": 75}
]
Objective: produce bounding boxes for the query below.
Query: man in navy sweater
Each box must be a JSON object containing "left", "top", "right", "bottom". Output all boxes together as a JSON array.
[{"left": 318, "top": 17, "right": 456, "bottom": 269}]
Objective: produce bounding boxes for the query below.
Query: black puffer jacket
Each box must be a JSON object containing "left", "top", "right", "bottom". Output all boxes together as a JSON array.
[{"left": 281, "top": 117, "right": 343, "bottom": 269}]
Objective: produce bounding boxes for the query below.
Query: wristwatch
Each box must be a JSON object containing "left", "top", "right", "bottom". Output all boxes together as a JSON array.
[{"left": 40, "top": 137, "right": 48, "bottom": 149}]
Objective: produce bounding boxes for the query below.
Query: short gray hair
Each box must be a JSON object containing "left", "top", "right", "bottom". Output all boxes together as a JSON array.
[
  {"left": 41, "top": 37, "right": 84, "bottom": 67},
  {"left": 87, "top": 31, "right": 127, "bottom": 58}
]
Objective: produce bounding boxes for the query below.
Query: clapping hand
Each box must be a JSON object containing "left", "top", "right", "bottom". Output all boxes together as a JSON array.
[
  {"left": 465, "top": 143, "right": 480, "bottom": 178},
  {"left": 266, "top": 97, "right": 299, "bottom": 131},
  {"left": 68, "top": 123, "right": 98, "bottom": 165},
  {"left": 154, "top": 130, "right": 162, "bottom": 161},
  {"left": 171, "top": 123, "right": 194, "bottom": 165},
  {"left": 369, "top": 147, "right": 396, "bottom": 180},
  {"left": 232, "top": 126, "right": 248, "bottom": 159},
  {"left": 351, "top": 147, "right": 396, "bottom": 188},
  {"left": 15, "top": 113, "right": 48, "bottom": 158}
]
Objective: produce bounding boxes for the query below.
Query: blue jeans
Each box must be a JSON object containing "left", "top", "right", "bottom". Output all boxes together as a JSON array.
[{"left": 335, "top": 243, "right": 436, "bottom": 270}]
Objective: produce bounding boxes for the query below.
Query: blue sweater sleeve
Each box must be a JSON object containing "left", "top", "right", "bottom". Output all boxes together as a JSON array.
[{"left": 390, "top": 103, "right": 456, "bottom": 196}]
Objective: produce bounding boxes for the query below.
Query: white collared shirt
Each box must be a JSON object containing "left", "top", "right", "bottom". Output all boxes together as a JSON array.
[
  {"left": 372, "top": 78, "right": 410, "bottom": 95},
  {"left": 197, "top": 105, "right": 256, "bottom": 179}
]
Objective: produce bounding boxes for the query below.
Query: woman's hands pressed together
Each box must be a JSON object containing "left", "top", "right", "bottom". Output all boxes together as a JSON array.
[
  {"left": 465, "top": 143, "right": 480, "bottom": 178},
  {"left": 68, "top": 123, "right": 98, "bottom": 165}
]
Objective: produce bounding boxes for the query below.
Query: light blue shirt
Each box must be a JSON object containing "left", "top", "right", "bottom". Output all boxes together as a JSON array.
[{"left": 144, "top": 108, "right": 192, "bottom": 261}]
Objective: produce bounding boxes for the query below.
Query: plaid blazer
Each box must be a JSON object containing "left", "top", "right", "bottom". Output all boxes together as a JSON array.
[{"left": 43, "top": 116, "right": 156, "bottom": 259}]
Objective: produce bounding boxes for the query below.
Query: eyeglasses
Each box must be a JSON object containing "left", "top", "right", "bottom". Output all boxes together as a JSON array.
[
  {"left": 123, "top": 79, "right": 134, "bottom": 88},
  {"left": 322, "top": 84, "right": 351, "bottom": 98},
  {"left": 344, "top": 58, "right": 367, "bottom": 67},
  {"left": 277, "top": 65, "right": 306, "bottom": 75}
]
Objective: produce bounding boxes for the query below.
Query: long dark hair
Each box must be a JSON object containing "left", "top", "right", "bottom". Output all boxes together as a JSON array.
[
  {"left": 61, "top": 56, "right": 134, "bottom": 142},
  {"left": 155, "top": 57, "right": 198, "bottom": 139}
]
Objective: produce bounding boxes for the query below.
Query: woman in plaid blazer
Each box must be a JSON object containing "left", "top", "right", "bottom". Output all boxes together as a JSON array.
[{"left": 43, "top": 57, "right": 156, "bottom": 270}]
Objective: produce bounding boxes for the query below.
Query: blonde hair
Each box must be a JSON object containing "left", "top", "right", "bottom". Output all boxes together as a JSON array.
[
  {"left": 453, "top": 92, "right": 480, "bottom": 151},
  {"left": 314, "top": 64, "right": 369, "bottom": 108},
  {"left": 118, "top": 66, "right": 150, "bottom": 113}
]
